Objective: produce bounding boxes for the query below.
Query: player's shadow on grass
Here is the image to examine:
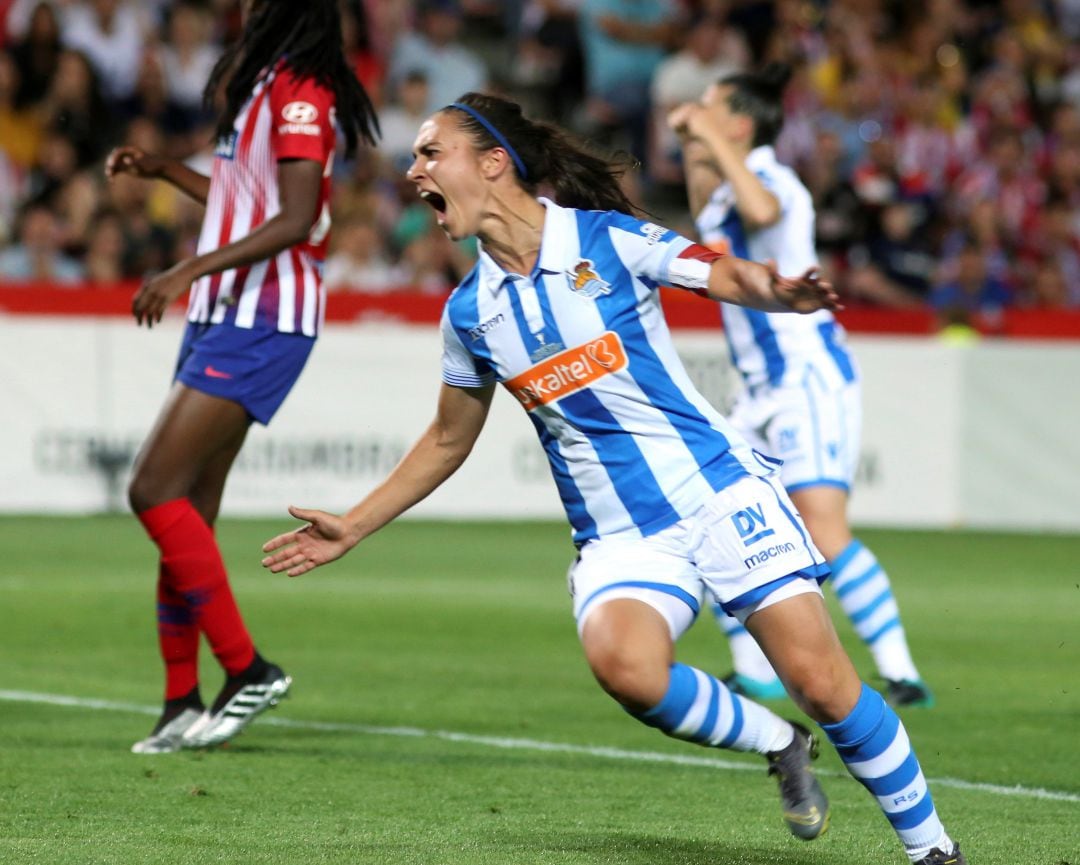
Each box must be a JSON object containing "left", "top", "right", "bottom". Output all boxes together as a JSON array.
[{"left": 511, "top": 831, "right": 859, "bottom": 865}]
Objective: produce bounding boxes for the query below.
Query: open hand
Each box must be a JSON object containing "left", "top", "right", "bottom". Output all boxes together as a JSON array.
[
  {"left": 768, "top": 263, "right": 842, "bottom": 313},
  {"left": 262, "top": 506, "right": 357, "bottom": 577}
]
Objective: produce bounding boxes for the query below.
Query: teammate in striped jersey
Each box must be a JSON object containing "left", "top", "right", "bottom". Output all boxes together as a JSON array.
[
  {"left": 668, "top": 64, "right": 934, "bottom": 710},
  {"left": 261, "top": 93, "right": 965, "bottom": 865},
  {"left": 105, "top": 0, "right": 378, "bottom": 754}
]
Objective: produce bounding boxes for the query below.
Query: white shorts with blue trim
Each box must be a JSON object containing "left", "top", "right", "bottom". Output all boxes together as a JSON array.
[
  {"left": 729, "top": 371, "right": 862, "bottom": 493},
  {"left": 568, "top": 474, "right": 829, "bottom": 639}
]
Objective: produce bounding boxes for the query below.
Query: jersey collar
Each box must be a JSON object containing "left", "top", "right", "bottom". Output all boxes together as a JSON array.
[{"left": 476, "top": 197, "right": 579, "bottom": 294}]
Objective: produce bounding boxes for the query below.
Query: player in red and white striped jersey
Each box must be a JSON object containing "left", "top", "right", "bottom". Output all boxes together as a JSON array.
[{"left": 105, "top": 0, "right": 379, "bottom": 754}]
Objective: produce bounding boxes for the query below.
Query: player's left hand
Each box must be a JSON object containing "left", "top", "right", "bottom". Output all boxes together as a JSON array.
[
  {"left": 768, "top": 263, "right": 842, "bottom": 313},
  {"left": 132, "top": 261, "right": 197, "bottom": 327}
]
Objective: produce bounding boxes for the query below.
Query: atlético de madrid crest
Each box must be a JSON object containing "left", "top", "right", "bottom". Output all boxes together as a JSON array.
[{"left": 567, "top": 259, "right": 611, "bottom": 299}]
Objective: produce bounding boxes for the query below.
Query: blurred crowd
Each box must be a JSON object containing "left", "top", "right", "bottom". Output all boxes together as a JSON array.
[{"left": 1, "top": 0, "right": 1079, "bottom": 316}]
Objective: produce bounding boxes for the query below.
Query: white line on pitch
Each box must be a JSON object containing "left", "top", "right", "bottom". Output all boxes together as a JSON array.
[{"left": 2, "top": 688, "right": 1077, "bottom": 805}]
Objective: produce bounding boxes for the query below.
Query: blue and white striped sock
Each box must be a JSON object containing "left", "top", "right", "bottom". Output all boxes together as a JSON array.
[
  {"left": 822, "top": 684, "right": 952, "bottom": 861},
  {"left": 633, "top": 662, "right": 791, "bottom": 754},
  {"left": 830, "top": 539, "right": 920, "bottom": 682}
]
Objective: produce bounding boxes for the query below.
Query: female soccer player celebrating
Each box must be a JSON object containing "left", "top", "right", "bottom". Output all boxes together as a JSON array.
[
  {"left": 261, "top": 93, "right": 965, "bottom": 864},
  {"left": 105, "top": 0, "right": 378, "bottom": 753},
  {"left": 667, "top": 65, "right": 933, "bottom": 709}
]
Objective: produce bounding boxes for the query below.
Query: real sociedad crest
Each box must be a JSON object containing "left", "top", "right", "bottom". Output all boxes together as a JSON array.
[{"left": 567, "top": 259, "right": 611, "bottom": 299}]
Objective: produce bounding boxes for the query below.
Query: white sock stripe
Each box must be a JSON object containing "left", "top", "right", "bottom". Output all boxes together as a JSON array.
[
  {"left": 855, "top": 601, "right": 901, "bottom": 639},
  {"left": 833, "top": 548, "right": 877, "bottom": 583},
  {"left": 837, "top": 573, "right": 892, "bottom": 613},
  {"left": 846, "top": 724, "right": 912, "bottom": 779},
  {"left": 672, "top": 669, "right": 713, "bottom": 739}
]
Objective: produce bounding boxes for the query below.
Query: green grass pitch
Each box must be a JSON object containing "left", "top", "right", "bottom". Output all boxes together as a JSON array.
[{"left": 0, "top": 516, "right": 1077, "bottom": 865}]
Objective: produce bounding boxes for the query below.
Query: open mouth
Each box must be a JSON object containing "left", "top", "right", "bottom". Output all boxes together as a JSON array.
[{"left": 418, "top": 189, "right": 447, "bottom": 217}]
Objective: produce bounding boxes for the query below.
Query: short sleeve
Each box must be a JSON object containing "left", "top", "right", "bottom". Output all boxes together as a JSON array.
[
  {"left": 603, "top": 211, "right": 723, "bottom": 293},
  {"left": 269, "top": 69, "right": 335, "bottom": 163},
  {"left": 440, "top": 306, "right": 497, "bottom": 388}
]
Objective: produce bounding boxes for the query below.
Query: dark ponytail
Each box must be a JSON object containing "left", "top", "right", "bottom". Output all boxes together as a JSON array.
[
  {"left": 443, "top": 92, "right": 638, "bottom": 215},
  {"left": 719, "top": 62, "right": 792, "bottom": 147}
]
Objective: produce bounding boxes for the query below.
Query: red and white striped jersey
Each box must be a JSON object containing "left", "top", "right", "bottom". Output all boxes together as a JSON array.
[{"left": 188, "top": 62, "right": 337, "bottom": 336}]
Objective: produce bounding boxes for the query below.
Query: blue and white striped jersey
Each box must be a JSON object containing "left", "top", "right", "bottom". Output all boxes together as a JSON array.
[
  {"left": 440, "top": 199, "right": 775, "bottom": 545},
  {"left": 695, "top": 145, "right": 857, "bottom": 391}
]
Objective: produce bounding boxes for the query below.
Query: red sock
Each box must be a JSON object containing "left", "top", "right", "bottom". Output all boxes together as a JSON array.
[
  {"left": 155, "top": 571, "right": 200, "bottom": 700},
  {"left": 138, "top": 498, "right": 256, "bottom": 682}
]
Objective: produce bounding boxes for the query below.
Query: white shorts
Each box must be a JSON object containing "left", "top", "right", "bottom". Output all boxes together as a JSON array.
[
  {"left": 568, "top": 474, "right": 828, "bottom": 639},
  {"left": 729, "top": 372, "right": 862, "bottom": 493}
]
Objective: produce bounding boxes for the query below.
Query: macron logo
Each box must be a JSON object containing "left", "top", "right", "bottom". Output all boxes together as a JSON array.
[
  {"left": 744, "top": 543, "right": 796, "bottom": 569},
  {"left": 503, "top": 332, "right": 628, "bottom": 411},
  {"left": 469, "top": 313, "right": 505, "bottom": 341}
]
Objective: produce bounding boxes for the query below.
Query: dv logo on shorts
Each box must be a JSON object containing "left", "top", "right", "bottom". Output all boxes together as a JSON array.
[{"left": 731, "top": 503, "right": 775, "bottom": 547}]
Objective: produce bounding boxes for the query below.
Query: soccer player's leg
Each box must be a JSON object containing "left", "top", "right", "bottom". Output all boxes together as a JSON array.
[
  {"left": 788, "top": 377, "right": 931, "bottom": 707},
  {"left": 129, "top": 385, "right": 281, "bottom": 751},
  {"left": 748, "top": 591, "right": 963, "bottom": 863},
  {"left": 571, "top": 531, "right": 827, "bottom": 840},
  {"left": 791, "top": 485, "right": 932, "bottom": 707}
]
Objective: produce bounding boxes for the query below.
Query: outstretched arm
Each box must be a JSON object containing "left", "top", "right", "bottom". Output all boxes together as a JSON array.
[
  {"left": 706, "top": 256, "right": 840, "bottom": 313},
  {"left": 261, "top": 382, "right": 495, "bottom": 577}
]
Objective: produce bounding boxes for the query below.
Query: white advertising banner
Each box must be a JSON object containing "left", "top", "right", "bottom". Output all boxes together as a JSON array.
[{"left": 2, "top": 315, "right": 1078, "bottom": 530}]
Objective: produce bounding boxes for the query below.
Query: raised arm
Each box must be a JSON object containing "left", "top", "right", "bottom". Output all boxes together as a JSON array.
[
  {"left": 130, "top": 158, "right": 324, "bottom": 327},
  {"left": 668, "top": 102, "right": 781, "bottom": 230},
  {"left": 261, "top": 382, "right": 496, "bottom": 577},
  {"left": 105, "top": 146, "right": 211, "bottom": 206}
]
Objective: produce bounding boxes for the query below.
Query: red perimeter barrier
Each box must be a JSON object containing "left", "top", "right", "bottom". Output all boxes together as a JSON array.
[{"left": 2, "top": 282, "right": 1080, "bottom": 338}]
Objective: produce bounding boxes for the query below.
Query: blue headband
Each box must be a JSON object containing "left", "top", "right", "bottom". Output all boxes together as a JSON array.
[{"left": 447, "top": 102, "right": 528, "bottom": 180}]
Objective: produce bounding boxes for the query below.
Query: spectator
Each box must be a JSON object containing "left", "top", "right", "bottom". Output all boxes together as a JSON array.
[
  {"left": 0, "top": 200, "right": 83, "bottom": 282},
  {"left": 1026, "top": 256, "right": 1073, "bottom": 309},
  {"left": 60, "top": 0, "right": 147, "bottom": 104},
  {"left": 82, "top": 206, "right": 126, "bottom": 282},
  {"left": 8, "top": 0, "right": 60, "bottom": 108},
  {"left": 649, "top": 10, "right": 750, "bottom": 183},
  {"left": 929, "top": 240, "right": 1011, "bottom": 324},
  {"left": 159, "top": 0, "right": 218, "bottom": 115},
  {"left": 577, "top": 0, "right": 682, "bottom": 165},
  {"left": 388, "top": 0, "right": 487, "bottom": 114},
  {"left": 377, "top": 69, "right": 430, "bottom": 176},
  {"left": 511, "top": 0, "right": 584, "bottom": 122},
  {"left": 846, "top": 200, "right": 935, "bottom": 307},
  {"left": 952, "top": 125, "right": 1045, "bottom": 245},
  {"left": 39, "top": 48, "right": 113, "bottom": 165},
  {"left": 323, "top": 216, "right": 407, "bottom": 293},
  {"left": 0, "top": 47, "right": 42, "bottom": 169}
]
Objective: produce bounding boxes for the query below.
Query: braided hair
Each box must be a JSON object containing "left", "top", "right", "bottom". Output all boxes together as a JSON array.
[
  {"left": 204, "top": 0, "right": 379, "bottom": 158},
  {"left": 443, "top": 92, "right": 638, "bottom": 216}
]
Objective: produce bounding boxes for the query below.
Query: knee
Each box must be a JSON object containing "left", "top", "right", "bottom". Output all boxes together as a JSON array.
[
  {"left": 127, "top": 463, "right": 178, "bottom": 514},
  {"left": 585, "top": 641, "right": 669, "bottom": 712},
  {"left": 783, "top": 656, "right": 861, "bottom": 724}
]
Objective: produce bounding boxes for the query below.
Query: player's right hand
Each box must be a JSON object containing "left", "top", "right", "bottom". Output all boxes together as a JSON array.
[
  {"left": 261, "top": 506, "right": 358, "bottom": 577},
  {"left": 105, "top": 146, "right": 164, "bottom": 181}
]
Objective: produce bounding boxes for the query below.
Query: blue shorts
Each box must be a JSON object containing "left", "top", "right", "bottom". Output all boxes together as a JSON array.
[{"left": 174, "top": 322, "right": 315, "bottom": 425}]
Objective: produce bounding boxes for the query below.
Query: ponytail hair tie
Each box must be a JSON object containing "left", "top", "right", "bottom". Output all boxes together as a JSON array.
[{"left": 447, "top": 102, "right": 528, "bottom": 180}]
